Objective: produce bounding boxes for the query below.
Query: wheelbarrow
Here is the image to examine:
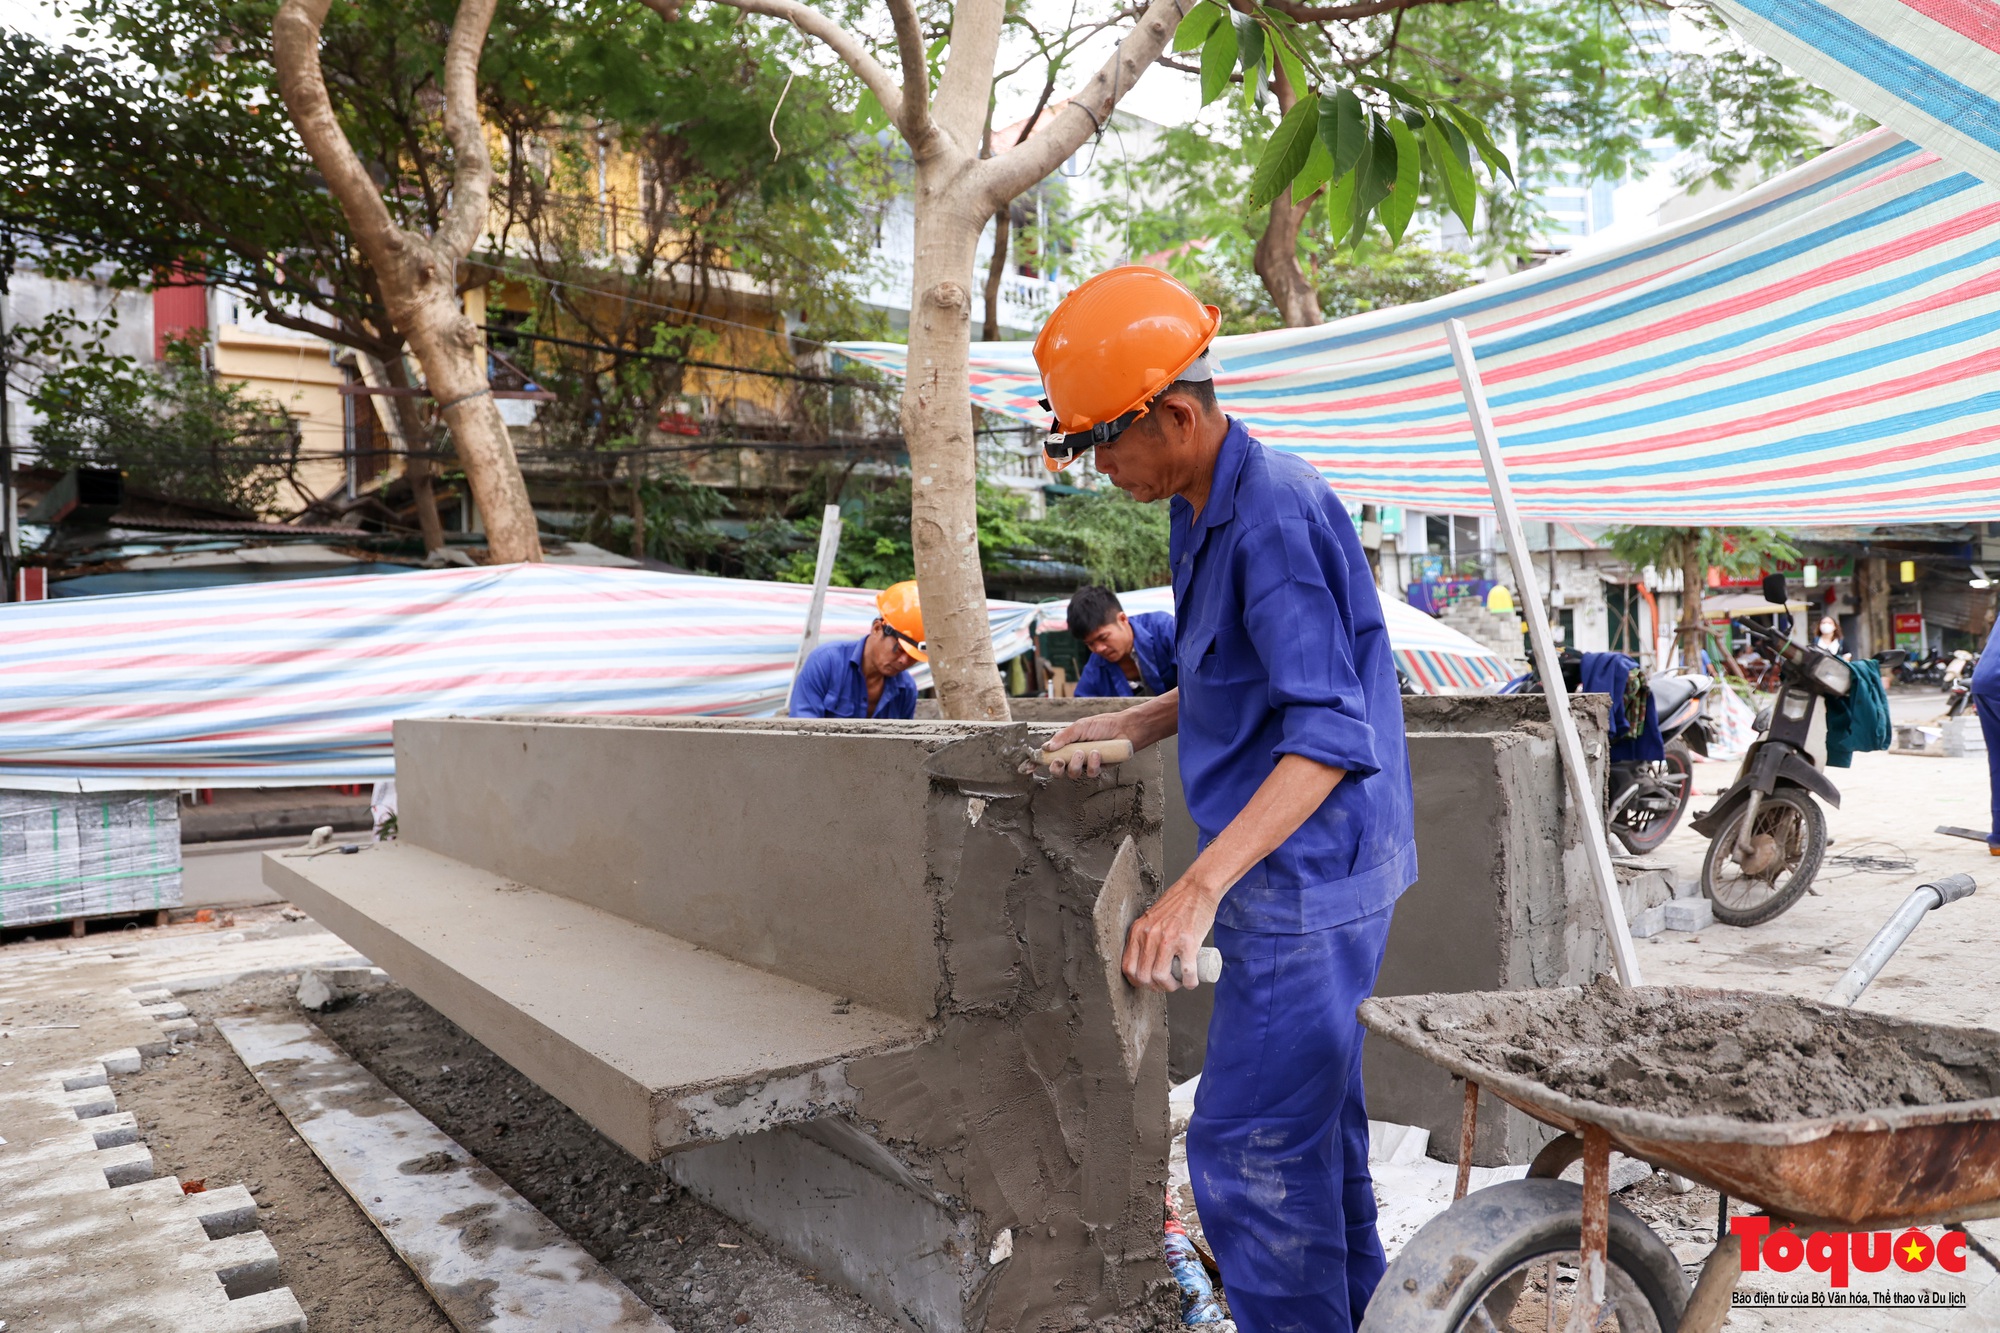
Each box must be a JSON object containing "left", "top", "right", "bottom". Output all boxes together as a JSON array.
[{"left": 1357, "top": 873, "right": 1992, "bottom": 1332}]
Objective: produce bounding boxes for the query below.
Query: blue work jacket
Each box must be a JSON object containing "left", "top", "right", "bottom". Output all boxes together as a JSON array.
[
  {"left": 788, "top": 636, "right": 916, "bottom": 720},
  {"left": 1171, "top": 418, "right": 1416, "bottom": 933},
  {"left": 1077, "top": 610, "right": 1179, "bottom": 697}
]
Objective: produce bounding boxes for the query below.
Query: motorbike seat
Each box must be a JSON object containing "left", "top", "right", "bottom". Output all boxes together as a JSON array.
[{"left": 1649, "top": 673, "right": 1702, "bottom": 717}]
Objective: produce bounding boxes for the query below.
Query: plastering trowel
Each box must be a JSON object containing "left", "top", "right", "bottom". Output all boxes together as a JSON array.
[
  {"left": 923, "top": 723, "right": 1136, "bottom": 795},
  {"left": 1093, "top": 837, "right": 1222, "bottom": 1080}
]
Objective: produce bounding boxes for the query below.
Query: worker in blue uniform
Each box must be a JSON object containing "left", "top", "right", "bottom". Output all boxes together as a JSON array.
[
  {"left": 787, "top": 581, "right": 924, "bottom": 720},
  {"left": 1034, "top": 267, "right": 1416, "bottom": 1333},
  {"left": 1070, "top": 585, "right": 1177, "bottom": 698},
  {"left": 1974, "top": 619, "right": 2000, "bottom": 853}
]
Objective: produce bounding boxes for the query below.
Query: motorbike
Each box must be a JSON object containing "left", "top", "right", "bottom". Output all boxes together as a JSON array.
[
  {"left": 1943, "top": 649, "right": 1976, "bottom": 719},
  {"left": 1500, "top": 654, "right": 1713, "bottom": 855},
  {"left": 1688, "top": 572, "right": 1852, "bottom": 926}
]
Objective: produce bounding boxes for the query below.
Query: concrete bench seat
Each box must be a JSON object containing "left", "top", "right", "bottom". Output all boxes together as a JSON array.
[{"left": 266, "top": 842, "right": 924, "bottom": 1162}]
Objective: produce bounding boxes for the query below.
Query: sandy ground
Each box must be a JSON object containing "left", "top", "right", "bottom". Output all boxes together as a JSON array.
[{"left": 110, "top": 964, "right": 1183, "bottom": 1333}]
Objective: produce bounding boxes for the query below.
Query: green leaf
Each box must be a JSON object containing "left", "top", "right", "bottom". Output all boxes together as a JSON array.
[
  {"left": 1234, "top": 13, "right": 1264, "bottom": 78},
  {"left": 1249, "top": 91, "right": 1319, "bottom": 210},
  {"left": 1241, "top": 54, "right": 1265, "bottom": 111},
  {"left": 853, "top": 88, "right": 887, "bottom": 131},
  {"left": 1173, "top": 3, "right": 1222, "bottom": 55},
  {"left": 1350, "top": 112, "right": 1396, "bottom": 241},
  {"left": 1199, "top": 18, "right": 1238, "bottom": 107},
  {"left": 1440, "top": 102, "right": 1514, "bottom": 183},
  {"left": 1352, "top": 72, "right": 1430, "bottom": 111},
  {"left": 1323, "top": 166, "right": 1357, "bottom": 238},
  {"left": 1380, "top": 115, "right": 1420, "bottom": 246},
  {"left": 1291, "top": 129, "right": 1334, "bottom": 201},
  {"left": 1424, "top": 113, "right": 1476, "bottom": 235},
  {"left": 1321, "top": 86, "right": 1366, "bottom": 181}
]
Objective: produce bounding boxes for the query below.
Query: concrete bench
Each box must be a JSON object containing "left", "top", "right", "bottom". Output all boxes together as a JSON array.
[{"left": 269, "top": 715, "right": 1172, "bottom": 1333}]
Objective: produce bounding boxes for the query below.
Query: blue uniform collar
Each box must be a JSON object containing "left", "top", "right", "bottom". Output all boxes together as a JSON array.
[{"left": 1171, "top": 417, "right": 1252, "bottom": 584}]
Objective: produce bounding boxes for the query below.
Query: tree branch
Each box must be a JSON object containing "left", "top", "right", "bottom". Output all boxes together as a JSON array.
[
  {"left": 933, "top": 0, "right": 1006, "bottom": 150},
  {"left": 1262, "top": 0, "right": 1473, "bottom": 25},
  {"left": 882, "top": 0, "right": 933, "bottom": 142},
  {"left": 433, "top": 0, "right": 498, "bottom": 259},
  {"left": 272, "top": 0, "right": 402, "bottom": 252},
  {"left": 636, "top": 0, "right": 904, "bottom": 128},
  {"left": 977, "top": 0, "right": 1188, "bottom": 205}
]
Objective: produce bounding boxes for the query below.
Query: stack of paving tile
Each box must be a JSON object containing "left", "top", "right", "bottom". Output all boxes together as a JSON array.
[{"left": 0, "top": 791, "right": 182, "bottom": 929}]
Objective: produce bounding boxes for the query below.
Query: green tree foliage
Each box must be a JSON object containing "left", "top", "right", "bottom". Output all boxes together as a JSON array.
[
  {"left": 1099, "top": 0, "right": 1843, "bottom": 318},
  {"left": 1603, "top": 524, "right": 1800, "bottom": 661},
  {"left": 29, "top": 334, "right": 302, "bottom": 513},
  {"left": 726, "top": 480, "right": 1170, "bottom": 594},
  {"left": 0, "top": 0, "right": 889, "bottom": 519},
  {"left": 1030, "top": 490, "right": 1173, "bottom": 591}
]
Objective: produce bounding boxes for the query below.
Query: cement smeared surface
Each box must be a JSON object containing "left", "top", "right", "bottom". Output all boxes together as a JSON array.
[{"left": 1409, "top": 977, "right": 2000, "bottom": 1122}]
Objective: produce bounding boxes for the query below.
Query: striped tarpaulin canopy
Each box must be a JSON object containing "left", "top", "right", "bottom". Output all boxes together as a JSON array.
[
  {"left": 1710, "top": 0, "right": 2000, "bottom": 191},
  {"left": 1037, "top": 586, "right": 1513, "bottom": 694},
  {"left": 0, "top": 565, "right": 1040, "bottom": 790},
  {"left": 836, "top": 129, "right": 2000, "bottom": 526}
]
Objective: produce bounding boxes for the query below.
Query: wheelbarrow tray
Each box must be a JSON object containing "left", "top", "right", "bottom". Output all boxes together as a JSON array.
[{"left": 1361, "top": 986, "right": 2000, "bottom": 1228}]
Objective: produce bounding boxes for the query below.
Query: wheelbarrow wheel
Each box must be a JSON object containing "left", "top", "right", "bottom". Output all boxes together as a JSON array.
[
  {"left": 1359, "top": 1179, "right": 1688, "bottom": 1333},
  {"left": 1700, "top": 786, "right": 1826, "bottom": 927}
]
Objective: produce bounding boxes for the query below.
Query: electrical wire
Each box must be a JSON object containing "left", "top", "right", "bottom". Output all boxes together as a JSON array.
[{"left": 1820, "top": 840, "right": 1918, "bottom": 879}]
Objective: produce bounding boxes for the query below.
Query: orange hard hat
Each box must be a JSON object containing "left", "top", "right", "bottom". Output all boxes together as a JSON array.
[
  {"left": 876, "top": 580, "right": 927, "bottom": 662},
  {"left": 1033, "top": 266, "right": 1221, "bottom": 469}
]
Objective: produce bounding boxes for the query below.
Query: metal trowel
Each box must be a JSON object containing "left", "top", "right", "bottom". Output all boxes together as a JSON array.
[
  {"left": 1095, "top": 836, "right": 1166, "bottom": 1081},
  {"left": 923, "top": 723, "right": 1136, "bottom": 796}
]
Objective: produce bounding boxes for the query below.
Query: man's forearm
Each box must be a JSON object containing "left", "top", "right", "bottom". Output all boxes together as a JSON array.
[
  {"left": 1184, "top": 754, "right": 1344, "bottom": 906},
  {"left": 1118, "top": 688, "right": 1179, "bottom": 750}
]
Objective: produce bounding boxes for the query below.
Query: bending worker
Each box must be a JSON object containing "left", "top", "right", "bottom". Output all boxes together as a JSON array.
[
  {"left": 787, "top": 580, "right": 925, "bottom": 720},
  {"left": 1038, "top": 267, "right": 1415, "bottom": 1333},
  {"left": 1070, "top": 585, "right": 1177, "bottom": 698}
]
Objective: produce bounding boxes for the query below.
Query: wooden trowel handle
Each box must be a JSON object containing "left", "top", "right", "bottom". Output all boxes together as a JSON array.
[{"left": 1032, "top": 738, "right": 1134, "bottom": 768}]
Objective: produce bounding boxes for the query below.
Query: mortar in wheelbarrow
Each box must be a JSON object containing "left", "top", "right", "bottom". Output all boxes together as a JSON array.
[{"left": 1361, "top": 979, "right": 2000, "bottom": 1228}]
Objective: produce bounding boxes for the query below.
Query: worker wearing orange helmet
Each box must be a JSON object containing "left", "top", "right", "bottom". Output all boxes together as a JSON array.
[
  {"left": 1039, "top": 267, "right": 1415, "bottom": 1333},
  {"left": 787, "top": 581, "right": 926, "bottom": 719}
]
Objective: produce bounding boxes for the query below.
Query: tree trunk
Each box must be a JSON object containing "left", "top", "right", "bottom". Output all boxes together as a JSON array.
[
  {"left": 905, "top": 156, "right": 1010, "bottom": 721},
  {"left": 1856, "top": 555, "right": 1891, "bottom": 657},
  {"left": 273, "top": 0, "right": 542, "bottom": 564},
  {"left": 377, "top": 353, "right": 447, "bottom": 554},
  {"left": 981, "top": 205, "right": 1011, "bottom": 342},
  {"left": 629, "top": 454, "right": 648, "bottom": 560},
  {"left": 1679, "top": 533, "right": 1706, "bottom": 668},
  {"left": 398, "top": 281, "right": 540, "bottom": 561},
  {"left": 1253, "top": 191, "right": 1323, "bottom": 327},
  {"left": 1251, "top": 63, "right": 1324, "bottom": 329}
]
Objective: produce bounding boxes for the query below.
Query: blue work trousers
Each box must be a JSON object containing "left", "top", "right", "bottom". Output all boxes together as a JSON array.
[
  {"left": 1187, "top": 905, "right": 1394, "bottom": 1333},
  {"left": 1978, "top": 692, "right": 2000, "bottom": 848}
]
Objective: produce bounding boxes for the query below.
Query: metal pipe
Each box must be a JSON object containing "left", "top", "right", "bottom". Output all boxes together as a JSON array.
[
  {"left": 1824, "top": 874, "right": 1977, "bottom": 1008},
  {"left": 1448, "top": 319, "right": 1642, "bottom": 984}
]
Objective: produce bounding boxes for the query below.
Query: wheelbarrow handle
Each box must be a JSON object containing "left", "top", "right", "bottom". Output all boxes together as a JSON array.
[
  {"left": 1824, "top": 874, "right": 1977, "bottom": 1009},
  {"left": 1927, "top": 872, "right": 1977, "bottom": 907}
]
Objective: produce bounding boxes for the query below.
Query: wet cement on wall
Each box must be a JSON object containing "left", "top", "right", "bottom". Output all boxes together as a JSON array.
[
  {"left": 838, "top": 745, "right": 1173, "bottom": 1331},
  {"left": 987, "top": 695, "right": 1616, "bottom": 1164}
]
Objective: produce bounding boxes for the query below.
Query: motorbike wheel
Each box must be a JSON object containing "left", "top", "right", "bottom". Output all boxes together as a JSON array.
[
  {"left": 1610, "top": 741, "right": 1694, "bottom": 854},
  {"left": 1949, "top": 689, "right": 1971, "bottom": 719},
  {"left": 1701, "top": 787, "right": 1827, "bottom": 927}
]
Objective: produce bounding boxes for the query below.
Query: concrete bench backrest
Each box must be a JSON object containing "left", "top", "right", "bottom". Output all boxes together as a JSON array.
[{"left": 394, "top": 716, "right": 977, "bottom": 1023}]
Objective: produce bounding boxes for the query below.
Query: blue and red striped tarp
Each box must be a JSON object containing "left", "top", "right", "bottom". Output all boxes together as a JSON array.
[
  {"left": 1038, "top": 586, "right": 1514, "bottom": 693},
  {"left": 837, "top": 130, "right": 2000, "bottom": 526},
  {"left": 0, "top": 565, "right": 1040, "bottom": 789},
  {"left": 1710, "top": 0, "right": 2000, "bottom": 193},
  {"left": 0, "top": 564, "right": 1516, "bottom": 787}
]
